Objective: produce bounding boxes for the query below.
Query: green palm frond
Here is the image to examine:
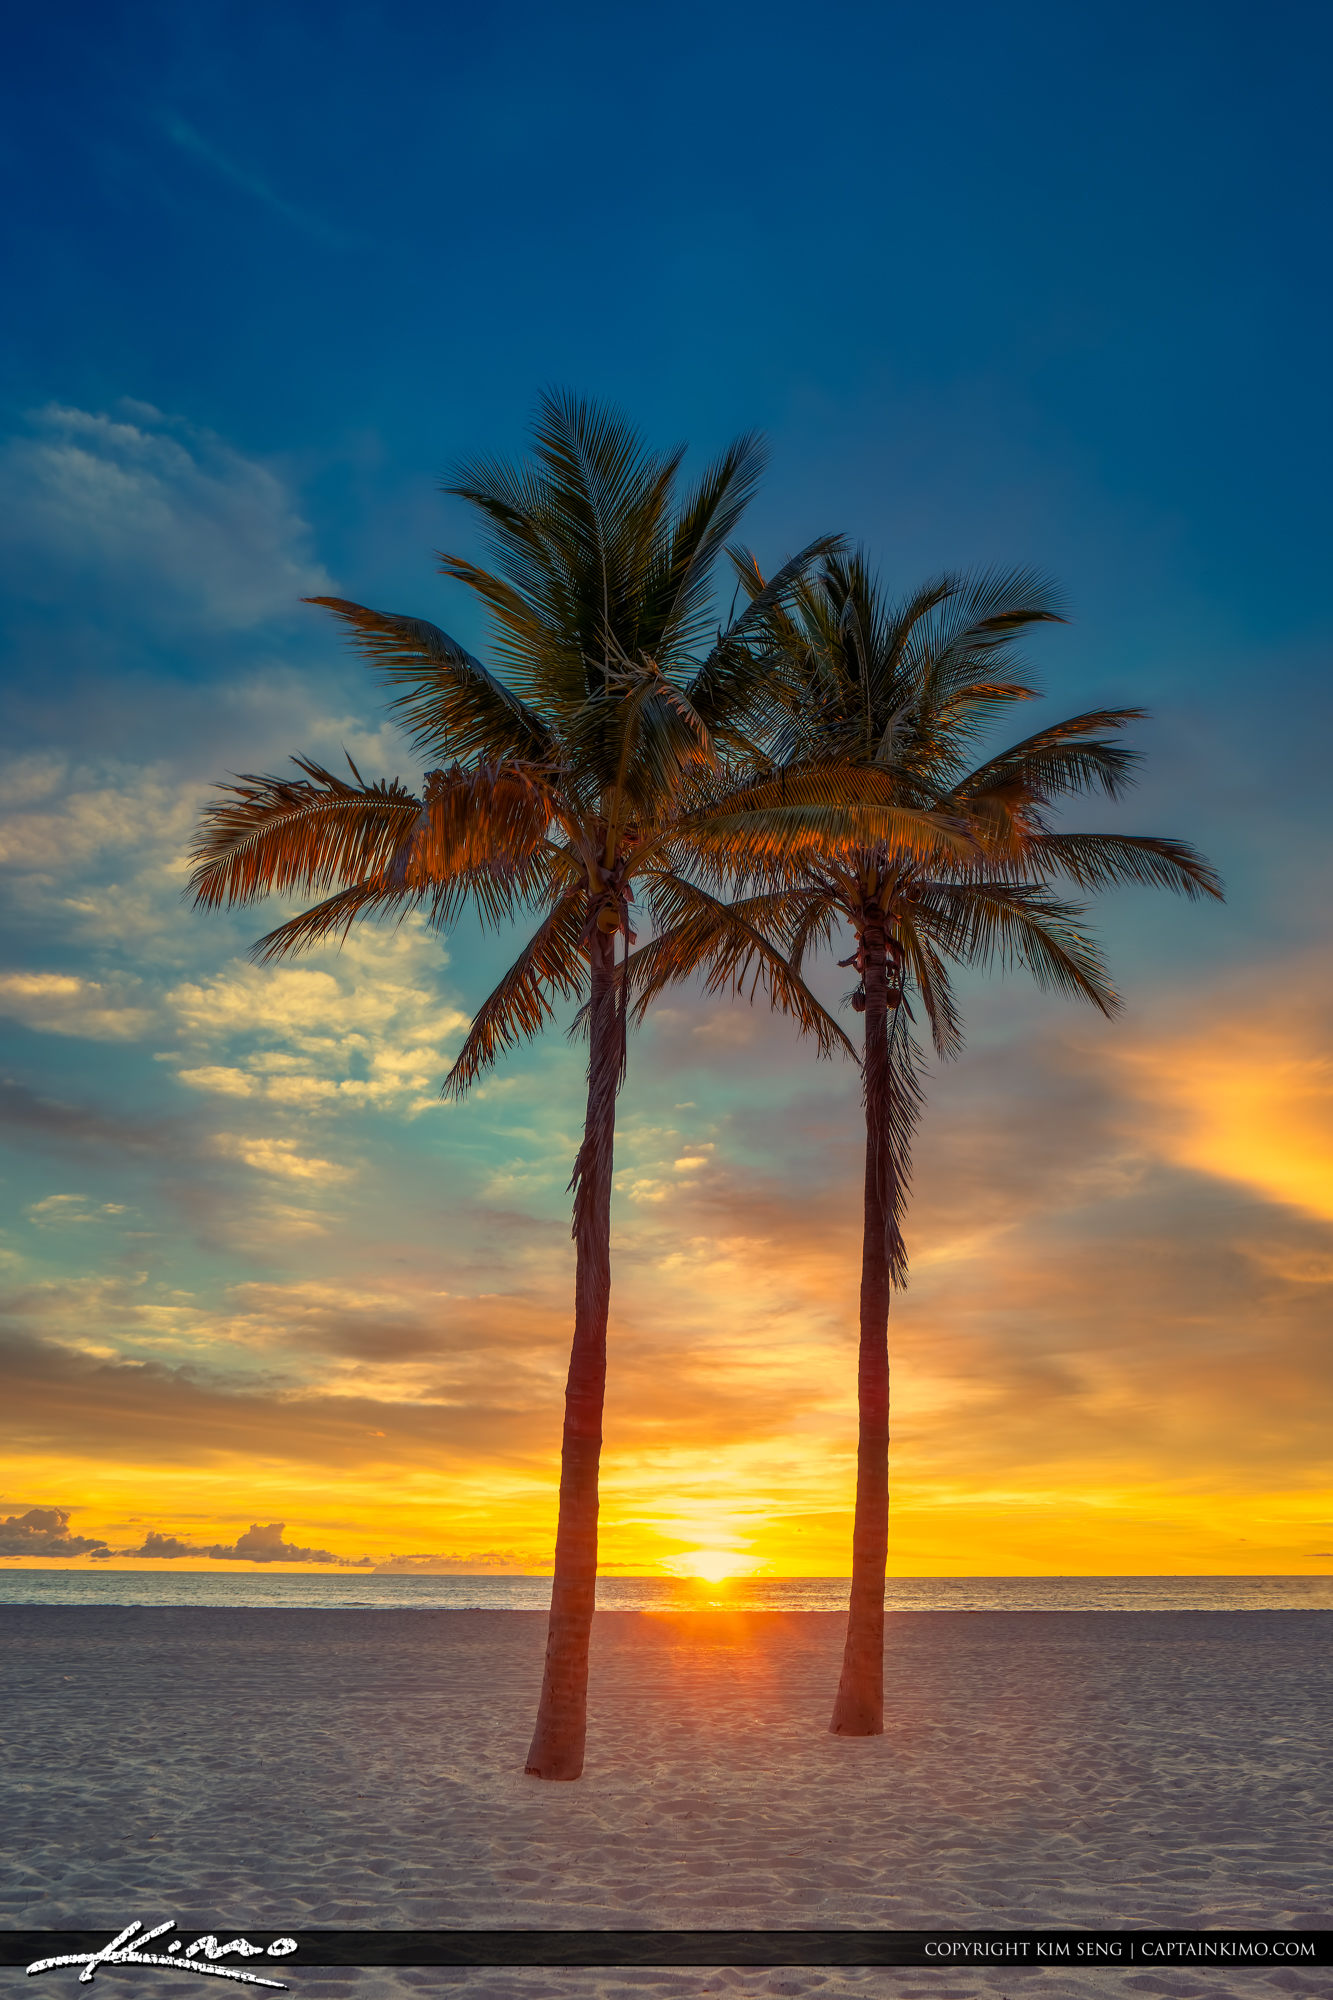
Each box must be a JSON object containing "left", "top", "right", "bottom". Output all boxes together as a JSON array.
[
  {"left": 250, "top": 882, "right": 414, "bottom": 961},
  {"left": 625, "top": 876, "right": 855, "bottom": 1060},
  {"left": 637, "top": 431, "right": 769, "bottom": 659},
  {"left": 442, "top": 885, "right": 589, "bottom": 1098},
  {"left": 686, "top": 534, "right": 848, "bottom": 749},
  {"left": 307, "top": 598, "right": 555, "bottom": 765},
  {"left": 888, "top": 914, "right": 965, "bottom": 1059},
  {"left": 955, "top": 709, "right": 1146, "bottom": 808},
  {"left": 875, "top": 1006, "right": 925, "bottom": 1285},
  {"left": 1024, "top": 832, "right": 1224, "bottom": 900},
  {"left": 910, "top": 879, "right": 1119, "bottom": 1015},
  {"left": 441, "top": 391, "right": 773, "bottom": 703},
  {"left": 560, "top": 665, "right": 713, "bottom": 827},
  {"left": 752, "top": 556, "right": 1057, "bottom": 781},
  {"left": 448, "top": 393, "right": 680, "bottom": 652}
]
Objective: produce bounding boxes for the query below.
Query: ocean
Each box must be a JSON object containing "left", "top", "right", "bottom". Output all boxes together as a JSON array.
[{"left": 1, "top": 1570, "right": 1330, "bottom": 1611}]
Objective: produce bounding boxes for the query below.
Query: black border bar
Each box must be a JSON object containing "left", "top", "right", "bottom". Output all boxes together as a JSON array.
[{"left": 5, "top": 1931, "right": 1331, "bottom": 1969}]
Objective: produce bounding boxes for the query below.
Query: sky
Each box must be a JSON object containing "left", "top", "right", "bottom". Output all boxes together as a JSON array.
[{"left": 1, "top": 0, "right": 1330, "bottom": 1577}]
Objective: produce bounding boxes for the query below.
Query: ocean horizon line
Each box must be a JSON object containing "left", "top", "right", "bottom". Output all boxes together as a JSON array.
[
  {"left": 3, "top": 1571, "right": 1331, "bottom": 1615},
  {"left": 2, "top": 1565, "right": 1332, "bottom": 1579}
]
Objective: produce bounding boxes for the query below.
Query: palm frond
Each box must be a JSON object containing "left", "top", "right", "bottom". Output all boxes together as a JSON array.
[
  {"left": 1025, "top": 833, "right": 1224, "bottom": 900},
  {"left": 910, "top": 880, "right": 1119, "bottom": 1015},
  {"left": 686, "top": 535, "right": 847, "bottom": 747},
  {"left": 956, "top": 709, "right": 1146, "bottom": 807},
  {"left": 638, "top": 432, "right": 769, "bottom": 661},
  {"left": 189, "top": 760, "right": 421, "bottom": 908},
  {"left": 445, "top": 390, "right": 689, "bottom": 703},
  {"left": 660, "top": 769, "right": 975, "bottom": 888},
  {"left": 870, "top": 1005, "right": 925, "bottom": 1287},
  {"left": 442, "top": 886, "right": 589, "bottom": 1098},
  {"left": 413, "top": 761, "right": 557, "bottom": 880},
  {"left": 625, "top": 876, "right": 856, "bottom": 1060},
  {"left": 250, "top": 882, "right": 413, "bottom": 961},
  {"left": 307, "top": 597, "right": 555, "bottom": 765},
  {"left": 892, "top": 917, "right": 965, "bottom": 1059}
]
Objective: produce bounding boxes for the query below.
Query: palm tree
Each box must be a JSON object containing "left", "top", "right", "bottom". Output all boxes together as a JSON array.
[
  {"left": 628, "top": 551, "right": 1222, "bottom": 1738},
  {"left": 188, "top": 398, "right": 965, "bottom": 1778}
]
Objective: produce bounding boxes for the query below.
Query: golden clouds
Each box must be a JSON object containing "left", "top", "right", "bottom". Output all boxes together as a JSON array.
[
  {"left": 211, "top": 1133, "right": 352, "bottom": 1183},
  {"left": 1117, "top": 969, "right": 1333, "bottom": 1220},
  {"left": 3, "top": 954, "right": 1331, "bottom": 1578}
]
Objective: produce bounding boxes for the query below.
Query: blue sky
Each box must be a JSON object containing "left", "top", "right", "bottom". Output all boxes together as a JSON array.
[{"left": 1, "top": 0, "right": 1330, "bottom": 1572}]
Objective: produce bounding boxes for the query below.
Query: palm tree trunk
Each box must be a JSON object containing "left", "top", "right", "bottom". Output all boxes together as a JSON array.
[
  {"left": 525, "top": 923, "right": 619, "bottom": 1779},
  {"left": 829, "top": 913, "right": 891, "bottom": 1736}
]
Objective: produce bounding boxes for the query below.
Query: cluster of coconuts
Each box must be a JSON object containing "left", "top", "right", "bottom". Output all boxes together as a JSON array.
[{"left": 850, "top": 979, "right": 904, "bottom": 1014}]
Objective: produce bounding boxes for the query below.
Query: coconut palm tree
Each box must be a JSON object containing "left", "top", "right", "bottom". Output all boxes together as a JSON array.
[
  {"left": 627, "top": 551, "right": 1222, "bottom": 1738},
  {"left": 188, "top": 399, "right": 967, "bottom": 1779}
]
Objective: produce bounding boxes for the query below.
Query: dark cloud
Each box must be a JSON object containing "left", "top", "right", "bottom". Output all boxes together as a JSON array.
[
  {"left": 118, "top": 1522, "right": 372, "bottom": 1565},
  {"left": 372, "top": 1551, "right": 525, "bottom": 1573},
  {"left": 0, "top": 1505, "right": 109, "bottom": 1558},
  {"left": 120, "top": 1530, "right": 204, "bottom": 1559},
  {"left": 225, "top": 1279, "right": 571, "bottom": 1365},
  {"left": 0, "top": 1078, "right": 185, "bottom": 1158}
]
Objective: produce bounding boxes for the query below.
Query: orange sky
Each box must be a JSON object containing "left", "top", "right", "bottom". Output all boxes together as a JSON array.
[{"left": 4, "top": 922, "right": 1331, "bottom": 1578}]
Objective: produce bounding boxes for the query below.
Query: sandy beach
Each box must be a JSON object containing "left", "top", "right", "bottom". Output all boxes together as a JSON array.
[{"left": 2, "top": 1608, "right": 1328, "bottom": 2000}]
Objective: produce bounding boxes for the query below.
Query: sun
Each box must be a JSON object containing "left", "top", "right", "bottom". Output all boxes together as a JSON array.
[{"left": 679, "top": 1550, "right": 744, "bottom": 1583}]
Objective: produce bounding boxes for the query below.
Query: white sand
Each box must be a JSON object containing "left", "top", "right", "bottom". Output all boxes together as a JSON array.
[{"left": 1, "top": 1608, "right": 1328, "bottom": 2000}]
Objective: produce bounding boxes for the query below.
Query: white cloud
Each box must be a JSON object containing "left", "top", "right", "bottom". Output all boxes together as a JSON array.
[
  {"left": 0, "top": 971, "right": 154, "bottom": 1041},
  {"left": 0, "top": 758, "right": 197, "bottom": 875},
  {"left": 0, "top": 755, "right": 209, "bottom": 967},
  {"left": 0, "top": 403, "right": 332, "bottom": 632},
  {"left": 166, "top": 922, "right": 469, "bottom": 1113}
]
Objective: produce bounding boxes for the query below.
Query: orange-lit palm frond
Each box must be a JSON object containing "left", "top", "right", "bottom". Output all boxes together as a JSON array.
[
  {"left": 659, "top": 767, "right": 975, "bottom": 889},
  {"left": 189, "top": 759, "right": 422, "bottom": 909},
  {"left": 442, "top": 885, "right": 589, "bottom": 1099},
  {"left": 411, "top": 761, "right": 558, "bottom": 882}
]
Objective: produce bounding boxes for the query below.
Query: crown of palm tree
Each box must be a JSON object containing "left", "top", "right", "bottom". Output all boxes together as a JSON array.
[
  {"left": 190, "top": 398, "right": 978, "bottom": 1103},
  {"left": 621, "top": 549, "right": 1223, "bottom": 1275}
]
